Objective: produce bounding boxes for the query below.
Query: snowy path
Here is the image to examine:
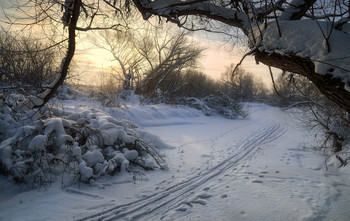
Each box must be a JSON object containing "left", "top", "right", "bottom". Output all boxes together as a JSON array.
[
  {"left": 76, "top": 124, "right": 285, "bottom": 221},
  {"left": 1, "top": 103, "right": 349, "bottom": 221}
]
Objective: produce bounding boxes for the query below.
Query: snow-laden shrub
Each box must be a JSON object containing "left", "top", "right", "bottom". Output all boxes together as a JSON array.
[
  {"left": 306, "top": 102, "right": 350, "bottom": 167},
  {"left": 182, "top": 92, "right": 248, "bottom": 119},
  {"left": 0, "top": 104, "right": 167, "bottom": 187},
  {"left": 55, "top": 84, "right": 87, "bottom": 101},
  {"left": 202, "top": 92, "right": 248, "bottom": 119},
  {"left": 86, "top": 89, "right": 125, "bottom": 107},
  {"left": 182, "top": 97, "right": 213, "bottom": 116},
  {"left": 138, "top": 89, "right": 248, "bottom": 119}
]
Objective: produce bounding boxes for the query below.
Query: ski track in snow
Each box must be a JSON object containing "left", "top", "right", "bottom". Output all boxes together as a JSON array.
[
  {"left": 75, "top": 123, "right": 286, "bottom": 221},
  {"left": 1, "top": 102, "right": 349, "bottom": 221}
]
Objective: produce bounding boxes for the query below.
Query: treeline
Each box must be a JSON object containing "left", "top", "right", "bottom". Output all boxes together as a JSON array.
[
  {"left": 0, "top": 33, "right": 58, "bottom": 90},
  {"left": 0, "top": 29, "right": 349, "bottom": 163},
  {"left": 96, "top": 67, "right": 268, "bottom": 103},
  {"left": 89, "top": 22, "right": 268, "bottom": 103}
]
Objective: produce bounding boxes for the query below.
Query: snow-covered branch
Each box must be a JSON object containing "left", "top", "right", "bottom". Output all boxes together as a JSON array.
[
  {"left": 132, "top": 0, "right": 250, "bottom": 33},
  {"left": 279, "top": 0, "right": 316, "bottom": 20}
]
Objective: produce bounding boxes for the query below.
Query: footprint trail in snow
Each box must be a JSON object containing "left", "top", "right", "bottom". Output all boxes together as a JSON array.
[{"left": 75, "top": 123, "right": 285, "bottom": 221}]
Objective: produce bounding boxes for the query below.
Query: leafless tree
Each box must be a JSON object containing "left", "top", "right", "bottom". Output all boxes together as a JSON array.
[
  {"left": 221, "top": 63, "right": 268, "bottom": 101},
  {"left": 94, "top": 21, "right": 203, "bottom": 94},
  {"left": 273, "top": 72, "right": 321, "bottom": 107},
  {"left": 96, "top": 69, "right": 122, "bottom": 93},
  {"left": 134, "top": 28, "right": 204, "bottom": 95},
  {"left": 180, "top": 70, "right": 219, "bottom": 98},
  {"left": 93, "top": 26, "right": 143, "bottom": 90}
]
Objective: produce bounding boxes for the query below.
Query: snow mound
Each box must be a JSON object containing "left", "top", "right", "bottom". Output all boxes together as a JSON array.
[
  {"left": 28, "top": 135, "right": 48, "bottom": 152},
  {"left": 0, "top": 104, "right": 168, "bottom": 186},
  {"left": 123, "top": 148, "right": 139, "bottom": 160},
  {"left": 83, "top": 149, "right": 105, "bottom": 167}
]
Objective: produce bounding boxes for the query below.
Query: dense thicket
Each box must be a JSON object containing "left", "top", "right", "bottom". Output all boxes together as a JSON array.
[
  {"left": 274, "top": 73, "right": 350, "bottom": 164},
  {"left": 0, "top": 33, "right": 58, "bottom": 89}
]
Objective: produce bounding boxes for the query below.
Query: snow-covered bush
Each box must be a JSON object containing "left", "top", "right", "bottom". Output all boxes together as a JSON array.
[
  {"left": 182, "top": 92, "right": 248, "bottom": 119},
  {"left": 202, "top": 92, "right": 248, "bottom": 119},
  {"left": 55, "top": 85, "right": 87, "bottom": 101},
  {"left": 0, "top": 94, "right": 167, "bottom": 187},
  {"left": 89, "top": 91, "right": 121, "bottom": 107},
  {"left": 306, "top": 101, "right": 350, "bottom": 166},
  {"left": 181, "top": 97, "right": 213, "bottom": 116},
  {"left": 139, "top": 89, "right": 248, "bottom": 119}
]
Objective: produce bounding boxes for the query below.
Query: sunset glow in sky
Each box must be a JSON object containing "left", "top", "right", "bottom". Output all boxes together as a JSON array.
[
  {"left": 77, "top": 34, "right": 278, "bottom": 89},
  {"left": 196, "top": 37, "right": 277, "bottom": 86}
]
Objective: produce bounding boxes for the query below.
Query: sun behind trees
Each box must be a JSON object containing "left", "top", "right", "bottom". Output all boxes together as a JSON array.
[{"left": 93, "top": 22, "right": 204, "bottom": 95}]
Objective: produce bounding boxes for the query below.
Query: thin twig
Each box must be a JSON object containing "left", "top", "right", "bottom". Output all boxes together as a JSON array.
[
  {"left": 231, "top": 48, "right": 257, "bottom": 80},
  {"left": 267, "top": 55, "right": 280, "bottom": 96}
]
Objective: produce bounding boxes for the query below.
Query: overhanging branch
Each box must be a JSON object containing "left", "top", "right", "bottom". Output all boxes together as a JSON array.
[
  {"left": 132, "top": 0, "right": 249, "bottom": 34},
  {"left": 255, "top": 51, "right": 350, "bottom": 113}
]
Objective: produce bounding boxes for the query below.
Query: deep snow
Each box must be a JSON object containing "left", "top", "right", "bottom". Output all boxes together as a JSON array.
[{"left": 0, "top": 99, "right": 350, "bottom": 221}]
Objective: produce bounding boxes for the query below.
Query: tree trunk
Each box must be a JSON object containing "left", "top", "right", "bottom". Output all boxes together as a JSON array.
[{"left": 22, "top": 0, "right": 81, "bottom": 110}]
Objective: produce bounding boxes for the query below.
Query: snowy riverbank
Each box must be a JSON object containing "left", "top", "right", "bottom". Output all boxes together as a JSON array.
[{"left": 1, "top": 99, "right": 349, "bottom": 221}]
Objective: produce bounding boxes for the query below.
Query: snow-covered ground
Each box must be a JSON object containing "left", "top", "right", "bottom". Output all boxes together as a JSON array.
[{"left": 1, "top": 98, "right": 350, "bottom": 221}]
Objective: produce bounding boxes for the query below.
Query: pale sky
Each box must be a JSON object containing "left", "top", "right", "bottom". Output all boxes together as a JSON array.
[{"left": 195, "top": 36, "right": 278, "bottom": 87}]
